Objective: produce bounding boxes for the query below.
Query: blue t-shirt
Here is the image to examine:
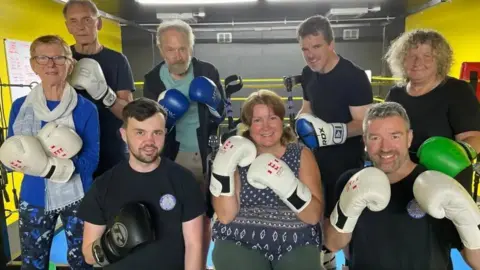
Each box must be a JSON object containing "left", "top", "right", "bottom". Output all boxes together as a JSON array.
[
  {"left": 160, "top": 64, "right": 200, "bottom": 152},
  {"left": 72, "top": 46, "right": 135, "bottom": 176},
  {"left": 7, "top": 94, "right": 100, "bottom": 207}
]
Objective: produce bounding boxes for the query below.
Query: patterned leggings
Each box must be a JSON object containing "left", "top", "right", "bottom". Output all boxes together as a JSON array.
[{"left": 18, "top": 200, "right": 92, "bottom": 270}]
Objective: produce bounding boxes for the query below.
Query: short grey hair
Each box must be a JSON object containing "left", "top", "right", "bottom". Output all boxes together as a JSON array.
[
  {"left": 296, "top": 15, "right": 334, "bottom": 44},
  {"left": 30, "top": 35, "right": 73, "bottom": 59},
  {"left": 156, "top": 19, "right": 195, "bottom": 49},
  {"left": 363, "top": 102, "right": 411, "bottom": 134},
  {"left": 63, "top": 0, "right": 100, "bottom": 18}
]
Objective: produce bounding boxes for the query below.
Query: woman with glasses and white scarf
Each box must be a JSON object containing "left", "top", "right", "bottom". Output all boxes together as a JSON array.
[{"left": 0, "top": 35, "right": 99, "bottom": 269}]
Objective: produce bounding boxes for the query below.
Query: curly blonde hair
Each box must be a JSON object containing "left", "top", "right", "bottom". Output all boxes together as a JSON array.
[
  {"left": 240, "top": 89, "right": 297, "bottom": 146},
  {"left": 385, "top": 29, "right": 453, "bottom": 85}
]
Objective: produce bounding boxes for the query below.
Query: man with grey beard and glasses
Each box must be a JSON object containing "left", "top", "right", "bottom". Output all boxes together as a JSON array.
[
  {"left": 143, "top": 19, "right": 226, "bottom": 269},
  {"left": 78, "top": 98, "right": 206, "bottom": 270},
  {"left": 323, "top": 102, "right": 480, "bottom": 270}
]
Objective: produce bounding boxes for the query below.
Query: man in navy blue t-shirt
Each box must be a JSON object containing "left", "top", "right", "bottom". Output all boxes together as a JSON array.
[
  {"left": 295, "top": 15, "right": 373, "bottom": 269},
  {"left": 63, "top": 0, "right": 135, "bottom": 177}
]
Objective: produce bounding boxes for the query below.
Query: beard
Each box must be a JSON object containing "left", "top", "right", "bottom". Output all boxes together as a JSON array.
[
  {"left": 129, "top": 144, "right": 161, "bottom": 164},
  {"left": 168, "top": 58, "right": 191, "bottom": 75},
  {"left": 370, "top": 151, "right": 407, "bottom": 174}
]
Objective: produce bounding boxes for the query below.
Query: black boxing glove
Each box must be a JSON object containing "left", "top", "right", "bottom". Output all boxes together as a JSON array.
[{"left": 92, "top": 202, "right": 156, "bottom": 266}]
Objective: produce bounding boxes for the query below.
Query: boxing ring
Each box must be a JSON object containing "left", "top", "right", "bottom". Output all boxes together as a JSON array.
[{"left": 0, "top": 69, "right": 479, "bottom": 269}]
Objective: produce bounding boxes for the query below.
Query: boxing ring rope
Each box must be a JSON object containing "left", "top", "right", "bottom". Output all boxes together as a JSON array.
[
  {"left": 133, "top": 75, "right": 403, "bottom": 86},
  {"left": 227, "top": 96, "right": 386, "bottom": 102},
  {"left": 0, "top": 72, "right": 477, "bottom": 268},
  {"left": 0, "top": 80, "right": 35, "bottom": 268}
]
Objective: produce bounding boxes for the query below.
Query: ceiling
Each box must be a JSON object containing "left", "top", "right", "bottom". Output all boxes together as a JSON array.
[
  {"left": 86, "top": 0, "right": 412, "bottom": 27},
  {"left": 58, "top": 0, "right": 446, "bottom": 37}
]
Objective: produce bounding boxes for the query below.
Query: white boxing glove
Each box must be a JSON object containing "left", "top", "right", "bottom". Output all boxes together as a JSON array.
[
  {"left": 413, "top": 170, "right": 480, "bottom": 249},
  {"left": 70, "top": 58, "right": 117, "bottom": 107},
  {"left": 0, "top": 136, "right": 75, "bottom": 183},
  {"left": 209, "top": 136, "right": 257, "bottom": 197},
  {"left": 296, "top": 113, "right": 347, "bottom": 147},
  {"left": 37, "top": 122, "right": 83, "bottom": 159},
  {"left": 247, "top": 153, "right": 312, "bottom": 213},
  {"left": 330, "top": 167, "right": 391, "bottom": 233}
]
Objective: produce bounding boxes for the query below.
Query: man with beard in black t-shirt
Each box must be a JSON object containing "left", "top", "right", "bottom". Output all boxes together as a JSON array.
[
  {"left": 324, "top": 102, "right": 480, "bottom": 270},
  {"left": 78, "top": 98, "right": 205, "bottom": 270}
]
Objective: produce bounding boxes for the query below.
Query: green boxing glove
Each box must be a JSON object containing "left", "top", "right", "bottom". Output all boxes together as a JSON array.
[{"left": 417, "top": 136, "right": 477, "bottom": 178}]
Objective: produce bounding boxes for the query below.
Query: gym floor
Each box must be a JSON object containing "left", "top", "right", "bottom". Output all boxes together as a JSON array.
[{"left": 48, "top": 229, "right": 471, "bottom": 269}]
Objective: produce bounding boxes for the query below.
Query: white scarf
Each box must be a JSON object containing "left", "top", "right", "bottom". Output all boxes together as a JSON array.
[{"left": 12, "top": 83, "right": 85, "bottom": 213}]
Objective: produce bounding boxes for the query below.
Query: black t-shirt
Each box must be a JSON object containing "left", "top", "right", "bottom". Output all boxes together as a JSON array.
[
  {"left": 72, "top": 46, "right": 136, "bottom": 176},
  {"left": 302, "top": 56, "right": 373, "bottom": 185},
  {"left": 385, "top": 77, "right": 480, "bottom": 163},
  {"left": 334, "top": 165, "right": 463, "bottom": 270},
  {"left": 78, "top": 159, "right": 205, "bottom": 270}
]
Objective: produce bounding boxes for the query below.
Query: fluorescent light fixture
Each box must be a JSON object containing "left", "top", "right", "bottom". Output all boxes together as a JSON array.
[
  {"left": 136, "top": 0, "right": 257, "bottom": 4},
  {"left": 156, "top": 12, "right": 206, "bottom": 18},
  {"left": 266, "top": 0, "right": 316, "bottom": 2},
  {"left": 156, "top": 12, "right": 205, "bottom": 21},
  {"left": 327, "top": 7, "right": 381, "bottom": 16},
  {"left": 328, "top": 8, "right": 369, "bottom": 16}
]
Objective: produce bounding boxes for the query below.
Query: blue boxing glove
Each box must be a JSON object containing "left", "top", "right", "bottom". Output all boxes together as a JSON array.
[
  {"left": 295, "top": 113, "right": 347, "bottom": 149},
  {"left": 295, "top": 117, "right": 319, "bottom": 149},
  {"left": 158, "top": 89, "right": 190, "bottom": 131},
  {"left": 189, "top": 76, "right": 223, "bottom": 119}
]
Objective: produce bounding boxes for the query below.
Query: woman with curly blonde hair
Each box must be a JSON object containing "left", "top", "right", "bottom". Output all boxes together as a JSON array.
[{"left": 384, "top": 29, "right": 480, "bottom": 193}]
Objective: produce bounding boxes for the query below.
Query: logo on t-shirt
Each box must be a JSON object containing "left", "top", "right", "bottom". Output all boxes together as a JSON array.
[
  {"left": 406, "top": 199, "right": 426, "bottom": 219},
  {"left": 159, "top": 194, "right": 176, "bottom": 211}
]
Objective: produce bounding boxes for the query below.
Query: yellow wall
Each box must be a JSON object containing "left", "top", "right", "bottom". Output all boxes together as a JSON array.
[
  {"left": 0, "top": 0, "right": 123, "bottom": 225},
  {"left": 407, "top": 0, "right": 480, "bottom": 197},
  {"left": 406, "top": 0, "right": 480, "bottom": 78}
]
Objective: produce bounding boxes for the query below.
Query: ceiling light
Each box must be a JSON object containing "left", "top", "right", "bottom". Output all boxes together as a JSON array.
[
  {"left": 328, "top": 8, "right": 369, "bottom": 16},
  {"left": 136, "top": 0, "right": 257, "bottom": 4},
  {"left": 156, "top": 12, "right": 205, "bottom": 23},
  {"left": 327, "top": 7, "right": 381, "bottom": 16},
  {"left": 266, "top": 0, "right": 316, "bottom": 2}
]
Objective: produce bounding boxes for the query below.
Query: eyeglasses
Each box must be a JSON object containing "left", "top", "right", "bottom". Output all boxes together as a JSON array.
[{"left": 32, "top": 56, "right": 69, "bottom": 66}]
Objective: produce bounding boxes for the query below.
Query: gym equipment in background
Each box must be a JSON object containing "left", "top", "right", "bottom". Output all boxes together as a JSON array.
[
  {"left": 220, "top": 75, "right": 243, "bottom": 144},
  {"left": 283, "top": 75, "right": 302, "bottom": 128},
  {"left": 460, "top": 62, "right": 480, "bottom": 101}
]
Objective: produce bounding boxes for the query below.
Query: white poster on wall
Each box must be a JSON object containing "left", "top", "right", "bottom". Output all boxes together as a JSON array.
[{"left": 4, "top": 39, "right": 41, "bottom": 102}]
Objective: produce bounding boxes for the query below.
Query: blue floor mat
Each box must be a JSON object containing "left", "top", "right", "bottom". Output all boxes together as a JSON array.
[{"left": 50, "top": 230, "right": 471, "bottom": 269}]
